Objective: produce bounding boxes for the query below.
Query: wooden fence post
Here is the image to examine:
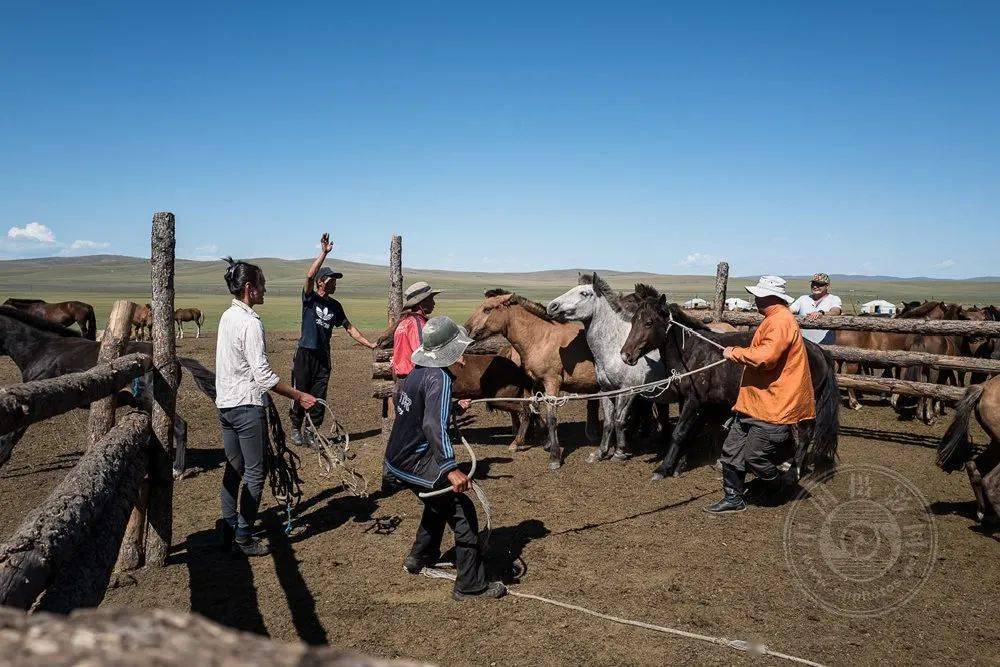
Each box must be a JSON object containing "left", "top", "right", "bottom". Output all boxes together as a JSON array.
[
  {"left": 713, "top": 261, "right": 729, "bottom": 320},
  {"left": 388, "top": 234, "right": 403, "bottom": 325},
  {"left": 87, "top": 300, "right": 137, "bottom": 446},
  {"left": 146, "top": 212, "right": 179, "bottom": 567}
]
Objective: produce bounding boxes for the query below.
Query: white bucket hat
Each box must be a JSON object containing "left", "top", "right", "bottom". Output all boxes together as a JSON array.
[
  {"left": 744, "top": 275, "right": 795, "bottom": 304},
  {"left": 410, "top": 316, "right": 473, "bottom": 368}
]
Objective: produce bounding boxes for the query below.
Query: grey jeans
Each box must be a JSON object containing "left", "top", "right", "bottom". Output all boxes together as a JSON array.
[
  {"left": 219, "top": 404, "right": 266, "bottom": 539},
  {"left": 720, "top": 414, "right": 792, "bottom": 481}
]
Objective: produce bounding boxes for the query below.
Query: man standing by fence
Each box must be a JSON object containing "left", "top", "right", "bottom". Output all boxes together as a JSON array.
[
  {"left": 708, "top": 276, "right": 815, "bottom": 514},
  {"left": 789, "top": 272, "right": 842, "bottom": 344},
  {"left": 290, "top": 233, "right": 377, "bottom": 446}
]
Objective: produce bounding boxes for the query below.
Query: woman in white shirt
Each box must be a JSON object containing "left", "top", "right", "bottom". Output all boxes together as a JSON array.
[{"left": 216, "top": 257, "right": 316, "bottom": 557}]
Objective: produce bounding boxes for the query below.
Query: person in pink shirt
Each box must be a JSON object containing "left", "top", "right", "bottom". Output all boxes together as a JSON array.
[{"left": 392, "top": 282, "right": 441, "bottom": 385}]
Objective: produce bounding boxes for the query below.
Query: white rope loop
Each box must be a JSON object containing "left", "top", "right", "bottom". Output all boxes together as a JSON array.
[
  {"left": 417, "top": 438, "right": 492, "bottom": 548},
  {"left": 303, "top": 399, "right": 369, "bottom": 498}
]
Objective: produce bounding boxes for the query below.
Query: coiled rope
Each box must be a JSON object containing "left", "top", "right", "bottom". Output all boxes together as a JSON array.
[
  {"left": 303, "top": 399, "right": 369, "bottom": 498},
  {"left": 419, "top": 566, "right": 824, "bottom": 666},
  {"left": 261, "top": 397, "right": 304, "bottom": 535}
]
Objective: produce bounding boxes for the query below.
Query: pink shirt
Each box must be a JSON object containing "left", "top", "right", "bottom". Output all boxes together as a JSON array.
[{"left": 391, "top": 314, "right": 427, "bottom": 377}]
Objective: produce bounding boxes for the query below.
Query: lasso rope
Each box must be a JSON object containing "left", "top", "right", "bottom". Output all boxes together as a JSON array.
[
  {"left": 417, "top": 436, "right": 492, "bottom": 548},
  {"left": 419, "top": 566, "right": 823, "bottom": 666},
  {"left": 262, "top": 397, "right": 304, "bottom": 535},
  {"left": 303, "top": 399, "right": 369, "bottom": 498},
  {"left": 468, "top": 315, "right": 730, "bottom": 408}
]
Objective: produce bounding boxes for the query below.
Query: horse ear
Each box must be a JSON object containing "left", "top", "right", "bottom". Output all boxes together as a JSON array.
[{"left": 656, "top": 293, "right": 668, "bottom": 312}]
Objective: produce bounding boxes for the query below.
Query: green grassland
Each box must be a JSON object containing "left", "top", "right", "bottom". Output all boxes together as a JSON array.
[{"left": 1, "top": 255, "right": 997, "bottom": 333}]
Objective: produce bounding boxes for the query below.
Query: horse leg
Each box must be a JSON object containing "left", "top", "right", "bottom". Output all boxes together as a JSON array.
[
  {"left": 844, "top": 361, "right": 862, "bottom": 410},
  {"left": 612, "top": 394, "right": 637, "bottom": 461},
  {"left": 584, "top": 400, "right": 601, "bottom": 444},
  {"left": 196, "top": 322, "right": 201, "bottom": 339},
  {"left": 587, "top": 397, "right": 616, "bottom": 463},
  {"left": 545, "top": 402, "right": 561, "bottom": 470},
  {"left": 172, "top": 415, "right": 188, "bottom": 479},
  {"left": 508, "top": 410, "right": 531, "bottom": 452},
  {"left": 652, "top": 398, "right": 700, "bottom": 481}
]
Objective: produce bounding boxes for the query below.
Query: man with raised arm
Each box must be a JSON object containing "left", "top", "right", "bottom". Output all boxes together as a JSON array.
[{"left": 290, "top": 233, "right": 377, "bottom": 445}]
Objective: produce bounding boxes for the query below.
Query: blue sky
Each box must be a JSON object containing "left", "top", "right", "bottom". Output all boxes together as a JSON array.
[{"left": 1, "top": 2, "right": 998, "bottom": 277}]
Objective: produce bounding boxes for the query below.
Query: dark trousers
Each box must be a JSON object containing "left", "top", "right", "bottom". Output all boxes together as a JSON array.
[
  {"left": 290, "top": 346, "right": 331, "bottom": 431},
  {"left": 219, "top": 405, "right": 266, "bottom": 539},
  {"left": 720, "top": 414, "right": 792, "bottom": 481},
  {"left": 408, "top": 487, "right": 487, "bottom": 594}
]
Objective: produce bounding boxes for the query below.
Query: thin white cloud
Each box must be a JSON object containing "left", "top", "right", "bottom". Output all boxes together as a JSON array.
[
  {"left": 933, "top": 259, "right": 956, "bottom": 270},
  {"left": 70, "top": 239, "right": 110, "bottom": 250},
  {"left": 7, "top": 222, "right": 56, "bottom": 245},
  {"left": 678, "top": 252, "right": 716, "bottom": 268}
]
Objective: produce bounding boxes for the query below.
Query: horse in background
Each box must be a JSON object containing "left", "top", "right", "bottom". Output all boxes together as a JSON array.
[
  {"left": 620, "top": 290, "right": 840, "bottom": 482},
  {"left": 547, "top": 274, "right": 667, "bottom": 463},
  {"left": 466, "top": 289, "right": 600, "bottom": 470},
  {"left": 2, "top": 297, "right": 97, "bottom": 340},
  {"left": 174, "top": 307, "right": 205, "bottom": 339},
  {"left": 132, "top": 303, "right": 152, "bottom": 341}
]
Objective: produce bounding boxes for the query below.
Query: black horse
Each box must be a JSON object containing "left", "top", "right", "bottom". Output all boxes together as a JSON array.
[
  {"left": 0, "top": 305, "right": 216, "bottom": 468},
  {"left": 620, "top": 287, "right": 839, "bottom": 481}
]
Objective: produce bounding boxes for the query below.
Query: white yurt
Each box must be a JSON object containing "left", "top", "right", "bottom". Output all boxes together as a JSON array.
[
  {"left": 860, "top": 299, "right": 897, "bottom": 316},
  {"left": 725, "top": 297, "right": 754, "bottom": 311},
  {"left": 683, "top": 297, "right": 710, "bottom": 309}
]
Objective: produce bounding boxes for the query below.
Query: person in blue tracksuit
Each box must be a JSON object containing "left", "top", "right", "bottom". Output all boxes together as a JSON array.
[{"left": 384, "top": 316, "right": 507, "bottom": 601}]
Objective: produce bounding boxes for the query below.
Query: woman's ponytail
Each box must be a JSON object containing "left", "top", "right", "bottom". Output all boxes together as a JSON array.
[{"left": 222, "top": 256, "right": 264, "bottom": 296}]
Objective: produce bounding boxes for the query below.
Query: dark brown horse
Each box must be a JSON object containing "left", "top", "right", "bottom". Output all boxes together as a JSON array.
[
  {"left": 450, "top": 350, "right": 538, "bottom": 451},
  {"left": 897, "top": 303, "right": 967, "bottom": 424},
  {"left": 174, "top": 307, "right": 205, "bottom": 339},
  {"left": 620, "top": 290, "right": 840, "bottom": 481},
  {"left": 465, "top": 289, "right": 600, "bottom": 469},
  {"left": 132, "top": 303, "right": 152, "bottom": 341},
  {"left": 3, "top": 298, "right": 97, "bottom": 340},
  {"left": 938, "top": 374, "right": 1000, "bottom": 524}
]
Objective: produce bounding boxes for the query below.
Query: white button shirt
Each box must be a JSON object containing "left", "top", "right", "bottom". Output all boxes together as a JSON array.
[
  {"left": 215, "top": 299, "right": 280, "bottom": 408},
  {"left": 790, "top": 293, "right": 843, "bottom": 344}
]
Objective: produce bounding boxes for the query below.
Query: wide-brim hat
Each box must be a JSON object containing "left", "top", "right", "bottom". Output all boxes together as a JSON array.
[
  {"left": 745, "top": 275, "right": 795, "bottom": 304},
  {"left": 403, "top": 281, "right": 442, "bottom": 309},
  {"left": 411, "top": 317, "right": 473, "bottom": 368}
]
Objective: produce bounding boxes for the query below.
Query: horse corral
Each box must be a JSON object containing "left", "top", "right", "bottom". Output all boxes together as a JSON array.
[{"left": 1, "top": 227, "right": 1000, "bottom": 665}]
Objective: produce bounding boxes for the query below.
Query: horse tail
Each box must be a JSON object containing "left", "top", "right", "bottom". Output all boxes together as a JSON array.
[
  {"left": 806, "top": 348, "right": 840, "bottom": 478},
  {"left": 196, "top": 309, "right": 204, "bottom": 326},
  {"left": 83, "top": 306, "right": 97, "bottom": 341},
  {"left": 177, "top": 356, "right": 216, "bottom": 401},
  {"left": 937, "top": 383, "right": 984, "bottom": 472}
]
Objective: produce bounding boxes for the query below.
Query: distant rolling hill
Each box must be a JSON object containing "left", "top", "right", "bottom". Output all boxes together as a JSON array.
[{"left": 1, "top": 255, "right": 998, "bottom": 331}]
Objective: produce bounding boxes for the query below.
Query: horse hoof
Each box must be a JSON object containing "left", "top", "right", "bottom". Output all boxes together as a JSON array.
[
  {"left": 612, "top": 453, "right": 631, "bottom": 463},
  {"left": 851, "top": 404, "right": 862, "bottom": 411},
  {"left": 586, "top": 452, "right": 600, "bottom": 464},
  {"left": 650, "top": 472, "right": 665, "bottom": 482},
  {"left": 548, "top": 461, "right": 562, "bottom": 471}
]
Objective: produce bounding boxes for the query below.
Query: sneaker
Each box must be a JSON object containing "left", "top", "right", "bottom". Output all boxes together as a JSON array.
[
  {"left": 403, "top": 552, "right": 447, "bottom": 574},
  {"left": 233, "top": 536, "right": 270, "bottom": 557},
  {"left": 216, "top": 518, "right": 235, "bottom": 552},
  {"left": 290, "top": 429, "right": 304, "bottom": 446},
  {"left": 703, "top": 494, "right": 747, "bottom": 515},
  {"left": 452, "top": 581, "right": 508, "bottom": 601}
]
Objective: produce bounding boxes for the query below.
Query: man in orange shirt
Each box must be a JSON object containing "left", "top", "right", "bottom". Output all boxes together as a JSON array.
[{"left": 706, "top": 276, "right": 816, "bottom": 515}]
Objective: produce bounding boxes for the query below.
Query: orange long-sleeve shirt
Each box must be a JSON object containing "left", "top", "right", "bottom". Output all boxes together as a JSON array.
[{"left": 728, "top": 304, "right": 815, "bottom": 424}]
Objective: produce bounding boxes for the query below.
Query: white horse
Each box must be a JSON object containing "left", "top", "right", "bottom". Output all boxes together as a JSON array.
[{"left": 547, "top": 274, "right": 668, "bottom": 462}]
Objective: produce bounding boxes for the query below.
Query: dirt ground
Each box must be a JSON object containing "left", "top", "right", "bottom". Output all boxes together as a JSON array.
[{"left": 2, "top": 331, "right": 998, "bottom": 666}]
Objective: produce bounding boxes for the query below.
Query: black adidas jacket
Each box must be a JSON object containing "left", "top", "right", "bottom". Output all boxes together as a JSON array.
[{"left": 384, "top": 366, "right": 458, "bottom": 488}]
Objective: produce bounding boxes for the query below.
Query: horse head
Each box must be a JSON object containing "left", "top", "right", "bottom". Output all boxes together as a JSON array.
[
  {"left": 620, "top": 290, "right": 670, "bottom": 366},
  {"left": 547, "top": 272, "right": 627, "bottom": 322},
  {"left": 465, "top": 290, "right": 515, "bottom": 340}
]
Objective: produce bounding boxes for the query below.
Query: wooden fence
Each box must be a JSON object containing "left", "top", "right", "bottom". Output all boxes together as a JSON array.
[{"left": 0, "top": 212, "right": 180, "bottom": 611}]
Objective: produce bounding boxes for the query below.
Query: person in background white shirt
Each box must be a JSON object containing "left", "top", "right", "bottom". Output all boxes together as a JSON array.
[
  {"left": 789, "top": 272, "right": 843, "bottom": 344},
  {"left": 215, "top": 257, "right": 317, "bottom": 557}
]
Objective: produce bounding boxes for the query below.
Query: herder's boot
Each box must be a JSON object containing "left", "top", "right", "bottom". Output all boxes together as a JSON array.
[{"left": 704, "top": 465, "right": 747, "bottom": 514}]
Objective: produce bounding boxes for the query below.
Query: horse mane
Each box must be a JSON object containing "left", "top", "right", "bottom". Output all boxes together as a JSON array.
[
  {"left": 898, "top": 300, "right": 944, "bottom": 318},
  {"left": 633, "top": 283, "right": 660, "bottom": 301},
  {"left": 578, "top": 272, "right": 631, "bottom": 317},
  {"left": 484, "top": 288, "right": 511, "bottom": 298},
  {"left": 943, "top": 303, "right": 964, "bottom": 320},
  {"left": 664, "top": 302, "right": 715, "bottom": 331},
  {"left": 0, "top": 305, "right": 83, "bottom": 338},
  {"left": 508, "top": 294, "right": 557, "bottom": 321}
]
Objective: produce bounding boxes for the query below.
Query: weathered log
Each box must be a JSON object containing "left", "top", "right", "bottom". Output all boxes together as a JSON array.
[
  {"left": 372, "top": 335, "right": 510, "bottom": 364},
  {"left": 0, "top": 411, "right": 150, "bottom": 609},
  {"left": 373, "top": 361, "right": 393, "bottom": 381},
  {"left": 720, "top": 311, "right": 1000, "bottom": 336},
  {"left": 146, "top": 211, "right": 179, "bottom": 568},
  {"left": 712, "top": 262, "right": 729, "bottom": 320},
  {"left": 825, "top": 344, "right": 1000, "bottom": 375},
  {"left": 0, "top": 607, "right": 421, "bottom": 666},
  {"left": 114, "top": 478, "right": 149, "bottom": 574},
  {"left": 373, "top": 379, "right": 395, "bottom": 400},
  {"left": 387, "top": 234, "right": 403, "bottom": 325},
  {"left": 835, "top": 374, "right": 967, "bottom": 402},
  {"left": 87, "top": 300, "right": 137, "bottom": 446},
  {"left": 0, "top": 354, "right": 152, "bottom": 440}
]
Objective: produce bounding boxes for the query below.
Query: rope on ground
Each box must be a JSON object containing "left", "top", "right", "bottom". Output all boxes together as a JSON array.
[
  {"left": 419, "top": 567, "right": 823, "bottom": 667},
  {"left": 303, "top": 399, "right": 369, "bottom": 498}
]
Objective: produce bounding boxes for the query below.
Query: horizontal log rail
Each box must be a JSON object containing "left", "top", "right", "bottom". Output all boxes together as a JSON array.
[
  {"left": 716, "top": 311, "right": 1000, "bottom": 337},
  {"left": 835, "top": 374, "right": 967, "bottom": 402},
  {"left": 0, "top": 411, "right": 150, "bottom": 609},
  {"left": 372, "top": 335, "right": 509, "bottom": 364},
  {"left": 0, "top": 353, "right": 151, "bottom": 438},
  {"left": 824, "top": 345, "right": 1000, "bottom": 375}
]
